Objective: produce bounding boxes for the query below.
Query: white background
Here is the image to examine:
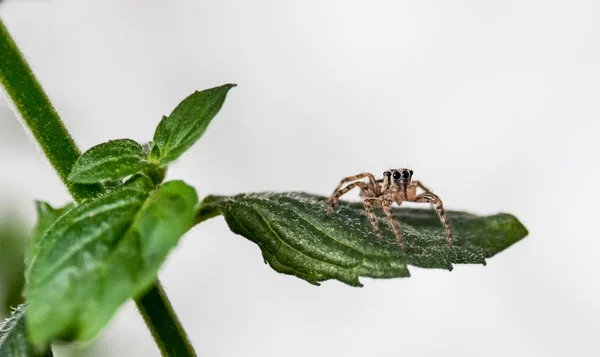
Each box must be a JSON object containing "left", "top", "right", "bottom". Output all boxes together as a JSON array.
[{"left": 1, "top": 1, "right": 599, "bottom": 356}]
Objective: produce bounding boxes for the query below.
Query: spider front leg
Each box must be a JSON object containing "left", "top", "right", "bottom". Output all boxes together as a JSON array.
[
  {"left": 363, "top": 198, "right": 383, "bottom": 242},
  {"left": 327, "top": 173, "right": 379, "bottom": 202},
  {"left": 381, "top": 203, "right": 406, "bottom": 252},
  {"left": 407, "top": 180, "right": 436, "bottom": 211},
  {"left": 413, "top": 192, "right": 453, "bottom": 248},
  {"left": 326, "top": 181, "right": 374, "bottom": 215},
  {"left": 413, "top": 180, "right": 432, "bottom": 193}
]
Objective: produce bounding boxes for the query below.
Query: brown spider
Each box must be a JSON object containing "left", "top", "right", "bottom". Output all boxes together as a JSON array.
[{"left": 326, "top": 169, "right": 453, "bottom": 251}]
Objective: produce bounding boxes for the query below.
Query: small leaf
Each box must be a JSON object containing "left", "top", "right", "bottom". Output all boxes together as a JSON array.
[
  {"left": 68, "top": 139, "right": 150, "bottom": 183},
  {"left": 152, "top": 84, "right": 236, "bottom": 165},
  {"left": 197, "top": 192, "right": 528, "bottom": 287},
  {"left": 0, "top": 305, "right": 52, "bottom": 357},
  {"left": 24, "top": 201, "right": 74, "bottom": 281},
  {"left": 25, "top": 180, "right": 197, "bottom": 346}
]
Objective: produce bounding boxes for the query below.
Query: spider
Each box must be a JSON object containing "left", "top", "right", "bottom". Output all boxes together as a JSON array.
[{"left": 325, "top": 169, "right": 453, "bottom": 251}]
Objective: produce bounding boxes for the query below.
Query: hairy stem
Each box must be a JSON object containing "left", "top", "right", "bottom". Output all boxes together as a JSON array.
[
  {"left": 0, "top": 19, "right": 102, "bottom": 202},
  {"left": 0, "top": 18, "right": 196, "bottom": 356},
  {"left": 136, "top": 281, "right": 197, "bottom": 357}
]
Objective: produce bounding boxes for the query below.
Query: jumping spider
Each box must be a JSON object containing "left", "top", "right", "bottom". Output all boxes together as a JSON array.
[{"left": 326, "top": 169, "right": 453, "bottom": 251}]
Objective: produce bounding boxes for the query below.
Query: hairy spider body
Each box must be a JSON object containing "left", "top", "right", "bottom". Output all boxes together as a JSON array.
[{"left": 326, "top": 169, "right": 452, "bottom": 251}]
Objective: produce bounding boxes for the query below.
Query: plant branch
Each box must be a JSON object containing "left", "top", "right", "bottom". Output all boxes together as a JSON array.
[
  {"left": 0, "top": 19, "right": 102, "bottom": 202},
  {"left": 136, "top": 281, "right": 197, "bottom": 357},
  {"left": 0, "top": 18, "right": 196, "bottom": 356}
]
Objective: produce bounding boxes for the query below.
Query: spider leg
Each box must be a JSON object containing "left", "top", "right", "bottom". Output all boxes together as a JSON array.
[
  {"left": 381, "top": 203, "right": 405, "bottom": 251},
  {"left": 326, "top": 181, "right": 372, "bottom": 215},
  {"left": 407, "top": 180, "right": 435, "bottom": 212},
  {"left": 412, "top": 192, "right": 453, "bottom": 248},
  {"left": 360, "top": 179, "right": 384, "bottom": 198},
  {"left": 328, "top": 173, "right": 378, "bottom": 202},
  {"left": 363, "top": 198, "right": 383, "bottom": 241},
  {"left": 412, "top": 180, "right": 432, "bottom": 193}
]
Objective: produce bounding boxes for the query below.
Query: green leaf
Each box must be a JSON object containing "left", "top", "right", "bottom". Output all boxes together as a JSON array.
[
  {"left": 151, "top": 84, "right": 236, "bottom": 165},
  {"left": 24, "top": 202, "right": 74, "bottom": 282},
  {"left": 68, "top": 139, "right": 150, "bottom": 183},
  {"left": 0, "top": 305, "right": 52, "bottom": 357},
  {"left": 25, "top": 180, "right": 198, "bottom": 346},
  {"left": 0, "top": 212, "right": 28, "bottom": 317},
  {"left": 197, "top": 192, "right": 528, "bottom": 287}
]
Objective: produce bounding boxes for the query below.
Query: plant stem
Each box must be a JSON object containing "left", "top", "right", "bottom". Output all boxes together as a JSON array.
[
  {"left": 0, "top": 20, "right": 102, "bottom": 202},
  {"left": 135, "top": 281, "right": 197, "bottom": 357},
  {"left": 0, "top": 18, "right": 196, "bottom": 357}
]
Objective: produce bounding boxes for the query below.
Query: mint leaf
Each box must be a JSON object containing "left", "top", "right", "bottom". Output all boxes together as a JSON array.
[
  {"left": 25, "top": 179, "right": 197, "bottom": 346},
  {"left": 151, "top": 84, "right": 236, "bottom": 165},
  {"left": 197, "top": 192, "right": 528, "bottom": 286},
  {"left": 25, "top": 184, "right": 150, "bottom": 346},
  {"left": 68, "top": 139, "right": 150, "bottom": 183},
  {"left": 24, "top": 201, "right": 74, "bottom": 282},
  {"left": 0, "top": 305, "right": 52, "bottom": 357}
]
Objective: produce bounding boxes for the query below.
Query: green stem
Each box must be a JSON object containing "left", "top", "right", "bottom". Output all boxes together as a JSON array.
[
  {"left": 135, "top": 281, "right": 197, "bottom": 357},
  {"left": 0, "top": 18, "right": 196, "bottom": 357},
  {"left": 0, "top": 20, "right": 102, "bottom": 202}
]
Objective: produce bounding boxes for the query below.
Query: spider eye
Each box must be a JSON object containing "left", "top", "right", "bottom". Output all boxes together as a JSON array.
[
  {"left": 402, "top": 170, "right": 411, "bottom": 179},
  {"left": 384, "top": 171, "right": 391, "bottom": 177},
  {"left": 392, "top": 171, "right": 401, "bottom": 180}
]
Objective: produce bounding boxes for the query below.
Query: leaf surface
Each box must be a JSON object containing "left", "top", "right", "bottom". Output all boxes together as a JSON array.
[
  {"left": 0, "top": 305, "right": 52, "bottom": 357},
  {"left": 25, "top": 178, "right": 198, "bottom": 346},
  {"left": 24, "top": 201, "right": 74, "bottom": 281},
  {"left": 151, "top": 84, "right": 236, "bottom": 165},
  {"left": 198, "top": 192, "right": 528, "bottom": 286},
  {"left": 68, "top": 139, "right": 150, "bottom": 183}
]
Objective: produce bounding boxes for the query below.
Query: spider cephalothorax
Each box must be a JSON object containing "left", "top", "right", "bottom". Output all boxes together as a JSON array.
[{"left": 326, "top": 169, "right": 453, "bottom": 251}]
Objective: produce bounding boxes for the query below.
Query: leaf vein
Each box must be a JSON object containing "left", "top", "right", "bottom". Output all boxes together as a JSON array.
[
  {"left": 249, "top": 203, "right": 358, "bottom": 273},
  {"left": 31, "top": 198, "right": 144, "bottom": 286}
]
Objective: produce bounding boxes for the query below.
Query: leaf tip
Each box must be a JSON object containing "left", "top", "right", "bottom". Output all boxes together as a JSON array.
[
  {"left": 193, "top": 83, "right": 237, "bottom": 95},
  {"left": 519, "top": 220, "right": 529, "bottom": 237},
  {"left": 33, "top": 200, "right": 51, "bottom": 215},
  {"left": 67, "top": 169, "right": 81, "bottom": 183}
]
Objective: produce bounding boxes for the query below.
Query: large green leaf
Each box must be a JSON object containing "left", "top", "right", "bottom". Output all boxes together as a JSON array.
[
  {"left": 68, "top": 139, "right": 150, "bottom": 184},
  {"left": 151, "top": 84, "right": 236, "bottom": 166},
  {"left": 24, "top": 201, "right": 74, "bottom": 282},
  {"left": 0, "top": 305, "right": 52, "bottom": 357},
  {"left": 197, "top": 192, "right": 528, "bottom": 287},
  {"left": 25, "top": 176, "right": 197, "bottom": 347}
]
